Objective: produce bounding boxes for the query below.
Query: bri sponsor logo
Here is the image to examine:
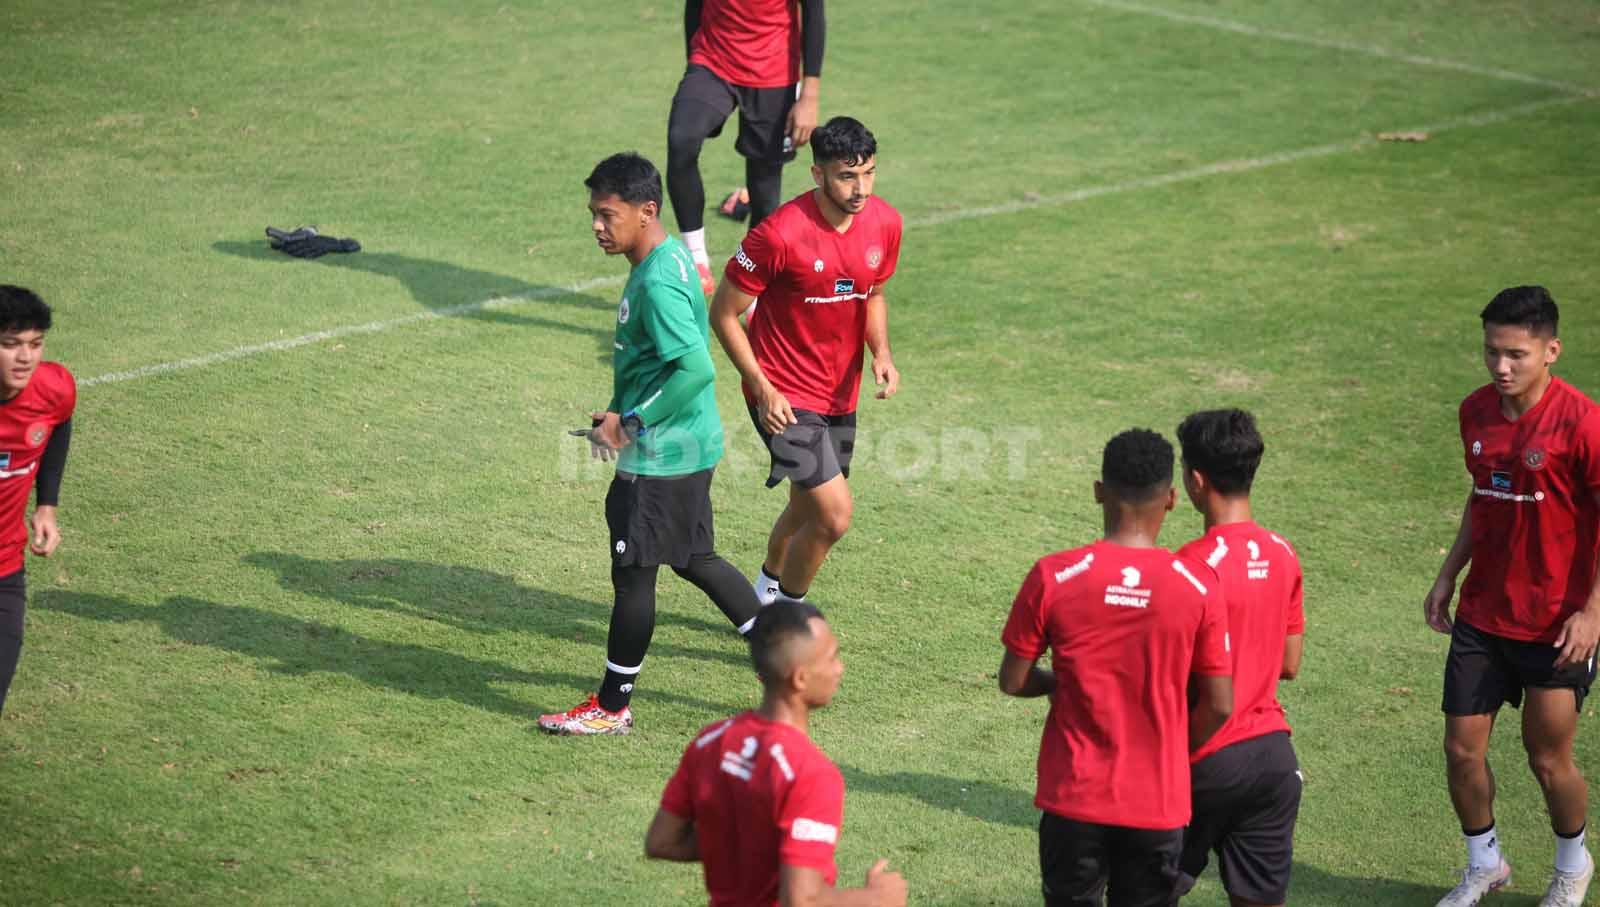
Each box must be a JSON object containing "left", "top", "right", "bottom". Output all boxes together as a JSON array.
[
  {"left": 734, "top": 244, "right": 757, "bottom": 273},
  {"left": 791, "top": 818, "right": 839, "bottom": 844}
]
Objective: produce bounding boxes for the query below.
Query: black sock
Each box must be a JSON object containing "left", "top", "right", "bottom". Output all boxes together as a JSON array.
[
  {"left": 759, "top": 565, "right": 780, "bottom": 583},
  {"left": 778, "top": 583, "right": 806, "bottom": 601},
  {"left": 599, "top": 563, "right": 658, "bottom": 712},
  {"left": 673, "top": 553, "right": 761, "bottom": 634}
]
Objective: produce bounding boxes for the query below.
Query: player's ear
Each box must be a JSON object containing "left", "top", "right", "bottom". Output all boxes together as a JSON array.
[
  {"left": 811, "top": 164, "right": 823, "bottom": 187},
  {"left": 1164, "top": 485, "right": 1177, "bottom": 512},
  {"left": 1546, "top": 336, "right": 1562, "bottom": 365}
]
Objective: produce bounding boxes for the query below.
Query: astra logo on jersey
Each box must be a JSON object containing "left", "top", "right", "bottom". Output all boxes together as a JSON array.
[
  {"left": 735, "top": 245, "right": 757, "bottom": 273},
  {"left": 1246, "top": 539, "right": 1270, "bottom": 580},
  {"left": 1105, "top": 566, "right": 1151, "bottom": 609},
  {"left": 791, "top": 818, "right": 839, "bottom": 844}
]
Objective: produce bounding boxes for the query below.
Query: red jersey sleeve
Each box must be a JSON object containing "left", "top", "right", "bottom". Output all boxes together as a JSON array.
[
  {"left": 724, "top": 217, "right": 786, "bottom": 298},
  {"left": 1192, "top": 570, "right": 1232, "bottom": 677},
  {"left": 1286, "top": 561, "right": 1306, "bottom": 636},
  {"left": 875, "top": 211, "right": 902, "bottom": 288},
  {"left": 658, "top": 744, "right": 697, "bottom": 820},
  {"left": 1001, "top": 562, "right": 1049, "bottom": 661},
  {"left": 777, "top": 759, "right": 844, "bottom": 872},
  {"left": 1575, "top": 408, "right": 1600, "bottom": 494},
  {"left": 1459, "top": 396, "right": 1475, "bottom": 474}
]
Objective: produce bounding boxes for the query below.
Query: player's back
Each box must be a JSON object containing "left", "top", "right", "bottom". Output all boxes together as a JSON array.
[
  {"left": 666, "top": 711, "right": 842, "bottom": 906},
  {"left": 1179, "top": 522, "right": 1303, "bottom": 762}
]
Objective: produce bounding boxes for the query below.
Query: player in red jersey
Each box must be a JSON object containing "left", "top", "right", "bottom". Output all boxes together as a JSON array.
[
  {"left": 667, "top": 0, "right": 826, "bottom": 297},
  {"left": 1000, "top": 429, "right": 1233, "bottom": 907},
  {"left": 710, "top": 117, "right": 901, "bottom": 609},
  {"left": 0, "top": 286, "right": 76, "bottom": 717},
  {"left": 645, "top": 599, "right": 907, "bottom": 907},
  {"left": 1424, "top": 287, "right": 1600, "bottom": 907},
  {"left": 1171, "top": 409, "right": 1304, "bottom": 907}
]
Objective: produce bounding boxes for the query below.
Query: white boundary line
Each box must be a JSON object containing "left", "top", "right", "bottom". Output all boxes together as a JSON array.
[
  {"left": 81, "top": 93, "right": 1591, "bottom": 389},
  {"left": 1077, "top": 0, "right": 1594, "bottom": 96}
]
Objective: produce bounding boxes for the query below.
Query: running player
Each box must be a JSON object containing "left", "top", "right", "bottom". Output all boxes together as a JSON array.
[
  {"left": 538, "top": 153, "right": 761, "bottom": 736},
  {"left": 645, "top": 600, "right": 907, "bottom": 906},
  {"left": 668, "top": 0, "right": 826, "bottom": 297},
  {"left": 1173, "top": 409, "right": 1305, "bottom": 907},
  {"left": 709, "top": 116, "right": 901, "bottom": 608},
  {"left": 1000, "top": 428, "right": 1233, "bottom": 907},
  {"left": 0, "top": 285, "right": 75, "bottom": 717},
  {"left": 1425, "top": 286, "right": 1600, "bottom": 907}
]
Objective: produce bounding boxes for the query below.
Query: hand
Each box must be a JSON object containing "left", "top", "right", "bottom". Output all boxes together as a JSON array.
[
  {"left": 588, "top": 411, "right": 628, "bottom": 461},
  {"left": 1423, "top": 576, "right": 1455, "bottom": 634},
  {"left": 873, "top": 357, "right": 899, "bottom": 400},
  {"left": 28, "top": 505, "right": 60, "bottom": 557},
  {"left": 786, "top": 93, "right": 819, "bottom": 148},
  {"left": 1553, "top": 607, "right": 1600, "bottom": 669},
  {"left": 864, "top": 859, "right": 908, "bottom": 906},
  {"left": 757, "top": 383, "right": 797, "bottom": 436}
]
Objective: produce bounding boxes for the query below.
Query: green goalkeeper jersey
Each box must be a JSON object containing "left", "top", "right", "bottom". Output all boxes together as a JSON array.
[{"left": 611, "top": 236, "right": 724, "bottom": 476}]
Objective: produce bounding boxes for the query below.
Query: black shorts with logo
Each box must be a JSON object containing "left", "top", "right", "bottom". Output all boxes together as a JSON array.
[
  {"left": 668, "top": 64, "right": 797, "bottom": 164},
  {"left": 1038, "top": 811, "right": 1183, "bottom": 907},
  {"left": 1179, "top": 731, "right": 1301, "bottom": 905},
  {"left": 1443, "top": 618, "right": 1598, "bottom": 714},
  {"left": 604, "top": 468, "right": 716, "bottom": 569},
  {"left": 749, "top": 407, "right": 857, "bottom": 490}
]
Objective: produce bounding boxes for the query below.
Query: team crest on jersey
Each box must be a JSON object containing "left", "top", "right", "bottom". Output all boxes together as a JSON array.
[
  {"left": 618, "top": 296, "right": 630, "bottom": 324},
  {"left": 866, "top": 246, "right": 883, "bottom": 268},
  {"left": 25, "top": 423, "right": 47, "bottom": 448},
  {"left": 1524, "top": 446, "right": 1546, "bottom": 470}
]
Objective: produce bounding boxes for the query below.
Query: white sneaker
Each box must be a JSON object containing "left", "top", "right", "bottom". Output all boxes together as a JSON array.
[
  {"left": 1438, "top": 860, "right": 1513, "bottom": 906},
  {"left": 1540, "top": 851, "right": 1594, "bottom": 907}
]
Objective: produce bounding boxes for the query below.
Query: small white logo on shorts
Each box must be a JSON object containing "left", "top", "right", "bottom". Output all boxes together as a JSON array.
[
  {"left": 615, "top": 540, "right": 626, "bottom": 554},
  {"left": 620, "top": 683, "right": 634, "bottom": 693}
]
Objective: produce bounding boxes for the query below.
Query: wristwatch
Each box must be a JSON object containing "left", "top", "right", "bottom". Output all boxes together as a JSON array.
[{"left": 621, "top": 411, "right": 647, "bottom": 440}]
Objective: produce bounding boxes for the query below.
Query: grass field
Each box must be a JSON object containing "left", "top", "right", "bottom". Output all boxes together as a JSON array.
[{"left": 3, "top": 1, "right": 1599, "bottom": 904}]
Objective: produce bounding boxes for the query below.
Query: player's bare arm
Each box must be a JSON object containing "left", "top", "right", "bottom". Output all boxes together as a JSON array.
[
  {"left": 1424, "top": 490, "right": 1475, "bottom": 634},
  {"left": 1281, "top": 633, "right": 1304, "bottom": 680},
  {"left": 1551, "top": 489, "right": 1600, "bottom": 668},
  {"left": 788, "top": 76, "right": 822, "bottom": 148},
  {"left": 997, "top": 650, "right": 1056, "bottom": 698},
  {"left": 27, "top": 505, "right": 60, "bottom": 557},
  {"left": 644, "top": 808, "right": 701, "bottom": 863},
  {"left": 1188, "top": 674, "right": 1233, "bottom": 752},
  {"left": 864, "top": 291, "right": 898, "bottom": 400},
  {"left": 710, "top": 281, "right": 796, "bottom": 434},
  {"left": 779, "top": 859, "right": 907, "bottom": 907},
  {"left": 786, "top": 0, "right": 825, "bottom": 147}
]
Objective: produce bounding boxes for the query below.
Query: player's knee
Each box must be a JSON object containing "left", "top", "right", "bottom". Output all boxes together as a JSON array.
[
  {"left": 814, "top": 503, "right": 852, "bottom": 543},
  {"left": 1443, "top": 734, "right": 1488, "bottom": 770},
  {"left": 667, "top": 124, "right": 707, "bottom": 166},
  {"left": 1527, "top": 746, "right": 1575, "bottom": 788}
]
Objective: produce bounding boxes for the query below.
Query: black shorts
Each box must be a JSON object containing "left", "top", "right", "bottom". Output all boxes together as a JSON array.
[
  {"left": 749, "top": 407, "right": 856, "bottom": 490},
  {"left": 1442, "top": 618, "right": 1598, "bottom": 715},
  {"left": 604, "top": 468, "right": 717, "bottom": 569},
  {"left": 1180, "top": 731, "right": 1301, "bottom": 904},
  {"left": 668, "top": 64, "right": 797, "bottom": 164},
  {"left": 1038, "top": 812, "right": 1182, "bottom": 907}
]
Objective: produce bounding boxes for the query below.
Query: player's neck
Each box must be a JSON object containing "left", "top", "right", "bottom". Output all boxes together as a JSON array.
[
  {"left": 1499, "top": 370, "right": 1554, "bottom": 420},
  {"left": 625, "top": 225, "right": 670, "bottom": 266},
  {"left": 1201, "top": 496, "right": 1253, "bottom": 530},
  {"left": 1101, "top": 507, "right": 1165, "bottom": 548},
  {"left": 811, "top": 189, "right": 855, "bottom": 233},
  {"left": 757, "top": 694, "right": 810, "bottom": 735}
]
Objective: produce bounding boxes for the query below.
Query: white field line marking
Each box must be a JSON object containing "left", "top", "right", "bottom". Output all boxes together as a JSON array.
[
  {"left": 81, "top": 94, "right": 1592, "bottom": 389},
  {"left": 1078, "top": 0, "right": 1594, "bottom": 96}
]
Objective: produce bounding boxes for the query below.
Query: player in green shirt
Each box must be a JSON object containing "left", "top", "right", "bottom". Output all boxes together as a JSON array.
[{"left": 540, "top": 152, "right": 762, "bottom": 736}]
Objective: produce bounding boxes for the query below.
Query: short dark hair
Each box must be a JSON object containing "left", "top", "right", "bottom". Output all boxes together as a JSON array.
[
  {"left": 1481, "top": 285, "right": 1558, "bottom": 337},
  {"left": 1177, "top": 409, "right": 1264, "bottom": 496},
  {"left": 1101, "top": 429, "right": 1174, "bottom": 502},
  {"left": 811, "top": 117, "right": 877, "bottom": 166},
  {"left": 748, "top": 599, "right": 825, "bottom": 685},
  {"left": 0, "top": 286, "right": 53, "bottom": 334},
  {"left": 584, "top": 152, "right": 662, "bottom": 208}
]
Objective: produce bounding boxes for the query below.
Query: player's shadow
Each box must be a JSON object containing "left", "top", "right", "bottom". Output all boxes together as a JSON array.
[
  {"left": 837, "top": 765, "right": 1036, "bottom": 829},
  {"left": 35, "top": 590, "right": 735, "bottom": 719},
  {"left": 210, "top": 240, "right": 615, "bottom": 361},
  {"left": 1288, "top": 863, "right": 1481, "bottom": 904},
  {"left": 240, "top": 552, "right": 747, "bottom": 668}
]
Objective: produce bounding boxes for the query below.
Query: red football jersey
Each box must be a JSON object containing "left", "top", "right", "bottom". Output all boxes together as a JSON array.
[
  {"left": 689, "top": 0, "right": 802, "bottom": 88},
  {"left": 0, "top": 362, "right": 75, "bottom": 576},
  {"left": 725, "top": 192, "right": 902, "bottom": 416},
  {"left": 1002, "top": 541, "right": 1232, "bottom": 830},
  {"left": 660, "top": 712, "right": 845, "bottom": 906},
  {"left": 1179, "top": 522, "right": 1304, "bottom": 763},
  {"left": 1457, "top": 377, "right": 1600, "bottom": 642}
]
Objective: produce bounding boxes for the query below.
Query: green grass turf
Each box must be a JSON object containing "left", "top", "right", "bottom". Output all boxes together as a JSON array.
[{"left": 2, "top": 0, "right": 1599, "bottom": 903}]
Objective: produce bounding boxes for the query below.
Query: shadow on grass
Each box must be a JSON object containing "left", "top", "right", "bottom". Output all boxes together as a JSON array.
[
  {"left": 37, "top": 590, "right": 739, "bottom": 720},
  {"left": 1287, "top": 862, "right": 1464, "bottom": 905},
  {"left": 210, "top": 240, "right": 615, "bottom": 359},
  {"left": 241, "top": 552, "right": 747, "bottom": 668},
  {"left": 837, "top": 764, "right": 1036, "bottom": 829}
]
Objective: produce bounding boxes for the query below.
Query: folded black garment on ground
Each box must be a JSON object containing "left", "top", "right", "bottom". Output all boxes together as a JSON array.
[{"left": 265, "top": 225, "right": 361, "bottom": 259}]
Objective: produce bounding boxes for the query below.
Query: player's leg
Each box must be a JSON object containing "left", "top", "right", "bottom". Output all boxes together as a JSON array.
[
  {"left": 0, "top": 570, "right": 25, "bottom": 716},
  {"left": 1521, "top": 654, "right": 1596, "bottom": 905},
  {"left": 1437, "top": 620, "right": 1514, "bottom": 904},
  {"left": 776, "top": 474, "right": 852, "bottom": 601},
  {"left": 666, "top": 65, "right": 737, "bottom": 293},
  {"left": 755, "top": 498, "right": 806, "bottom": 605},
  {"left": 667, "top": 469, "right": 761, "bottom": 635},
  {"left": 1039, "top": 812, "right": 1110, "bottom": 906},
  {"left": 745, "top": 157, "right": 785, "bottom": 228},
  {"left": 733, "top": 84, "right": 797, "bottom": 229},
  {"left": 1177, "top": 742, "right": 1241, "bottom": 897},
  {"left": 1105, "top": 824, "right": 1183, "bottom": 907},
  {"left": 1211, "top": 733, "right": 1302, "bottom": 907}
]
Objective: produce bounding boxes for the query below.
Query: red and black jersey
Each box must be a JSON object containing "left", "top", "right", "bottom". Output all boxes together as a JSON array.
[
  {"left": 0, "top": 362, "right": 74, "bottom": 576},
  {"left": 689, "top": 0, "right": 803, "bottom": 88},
  {"left": 1457, "top": 377, "right": 1600, "bottom": 642},
  {"left": 725, "top": 191, "right": 902, "bottom": 416}
]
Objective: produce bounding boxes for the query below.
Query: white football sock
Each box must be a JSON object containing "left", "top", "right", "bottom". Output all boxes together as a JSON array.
[
  {"left": 682, "top": 228, "right": 709, "bottom": 265},
  {"left": 753, "top": 567, "right": 781, "bottom": 607},
  {"left": 1556, "top": 825, "right": 1588, "bottom": 873},
  {"left": 1466, "top": 825, "right": 1502, "bottom": 871}
]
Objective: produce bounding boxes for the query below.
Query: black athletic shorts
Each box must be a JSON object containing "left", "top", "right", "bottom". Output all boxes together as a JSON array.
[
  {"left": 1443, "top": 618, "right": 1598, "bottom": 715},
  {"left": 1179, "top": 731, "right": 1301, "bottom": 904},
  {"left": 1038, "top": 811, "right": 1183, "bottom": 907},
  {"left": 749, "top": 407, "right": 856, "bottom": 490},
  {"left": 669, "top": 64, "right": 797, "bottom": 164},
  {"left": 604, "top": 468, "right": 716, "bottom": 569}
]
